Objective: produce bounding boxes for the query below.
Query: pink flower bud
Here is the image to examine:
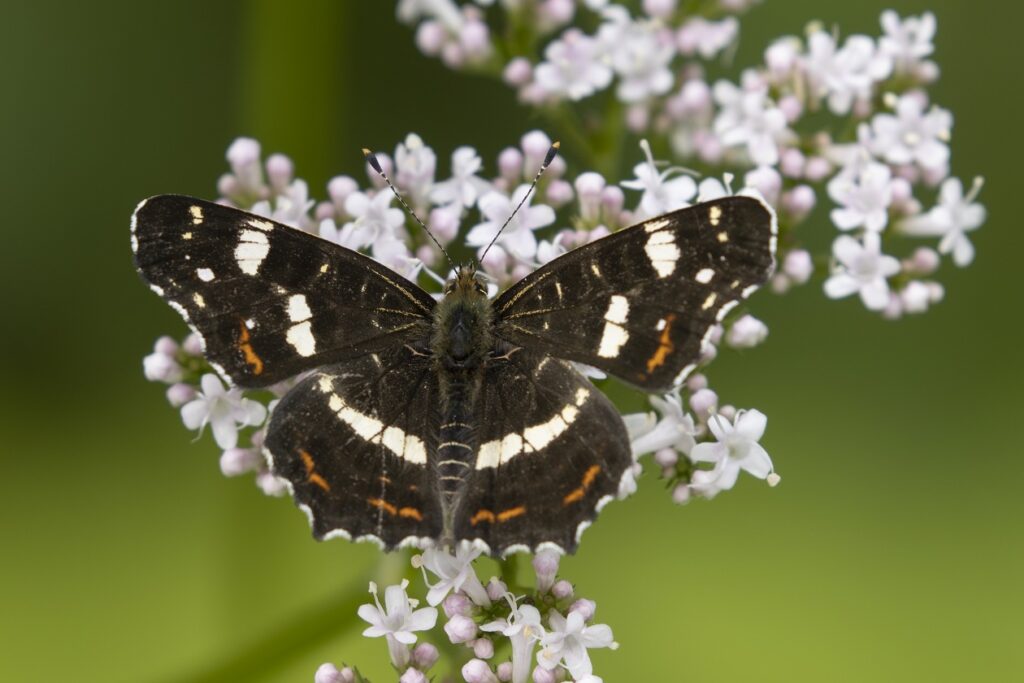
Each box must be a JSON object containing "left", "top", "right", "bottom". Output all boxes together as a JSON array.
[
  {"left": 686, "top": 373, "right": 708, "bottom": 391},
  {"left": 539, "top": 0, "right": 575, "bottom": 26},
  {"left": 569, "top": 598, "right": 596, "bottom": 621},
  {"left": 227, "top": 137, "right": 261, "bottom": 171},
  {"left": 600, "top": 186, "right": 625, "bottom": 217},
  {"left": 906, "top": 246, "right": 940, "bottom": 275},
  {"left": 654, "top": 448, "right": 679, "bottom": 469},
  {"left": 782, "top": 185, "right": 816, "bottom": 220},
  {"left": 503, "top": 58, "right": 533, "bottom": 86},
  {"left": 265, "top": 153, "right": 293, "bottom": 191},
  {"left": 533, "top": 550, "right": 560, "bottom": 594},
  {"left": 672, "top": 483, "right": 691, "bottom": 505},
  {"left": 182, "top": 333, "right": 204, "bottom": 357},
  {"left": 445, "top": 614, "right": 478, "bottom": 644},
  {"left": 220, "top": 448, "right": 261, "bottom": 477},
  {"left": 551, "top": 579, "right": 574, "bottom": 600},
  {"left": 690, "top": 388, "right": 718, "bottom": 418},
  {"left": 777, "top": 94, "right": 803, "bottom": 123},
  {"left": 779, "top": 148, "right": 805, "bottom": 178},
  {"left": 498, "top": 147, "right": 524, "bottom": 182},
  {"left": 327, "top": 175, "right": 358, "bottom": 209},
  {"left": 460, "top": 22, "right": 492, "bottom": 60},
  {"left": 725, "top": 314, "right": 768, "bottom": 349},
  {"left": 473, "top": 637, "right": 495, "bottom": 659},
  {"left": 462, "top": 658, "right": 498, "bottom": 683},
  {"left": 804, "top": 156, "right": 832, "bottom": 182},
  {"left": 415, "top": 21, "right": 446, "bottom": 56},
  {"left": 154, "top": 335, "right": 179, "bottom": 356},
  {"left": 643, "top": 0, "right": 677, "bottom": 19},
  {"left": 486, "top": 577, "right": 508, "bottom": 601},
  {"left": 315, "top": 663, "right": 355, "bottom": 683},
  {"left": 532, "top": 664, "right": 557, "bottom": 683},
  {"left": 256, "top": 471, "right": 288, "bottom": 497},
  {"left": 443, "top": 592, "right": 474, "bottom": 618},
  {"left": 545, "top": 179, "right": 574, "bottom": 208},
  {"left": 165, "top": 383, "right": 196, "bottom": 407},
  {"left": 400, "top": 668, "right": 429, "bottom": 683},
  {"left": 412, "top": 642, "right": 440, "bottom": 669},
  {"left": 782, "top": 248, "right": 813, "bottom": 284},
  {"left": 496, "top": 662, "right": 513, "bottom": 681}
]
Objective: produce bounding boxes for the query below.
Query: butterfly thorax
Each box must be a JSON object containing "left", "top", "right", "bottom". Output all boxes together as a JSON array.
[{"left": 431, "top": 264, "right": 494, "bottom": 528}]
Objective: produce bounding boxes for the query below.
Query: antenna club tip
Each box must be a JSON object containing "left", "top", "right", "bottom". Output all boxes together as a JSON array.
[
  {"left": 543, "top": 141, "right": 560, "bottom": 167},
  {"left": 362, "top": 148, "right": 384, "bottom": 175}
]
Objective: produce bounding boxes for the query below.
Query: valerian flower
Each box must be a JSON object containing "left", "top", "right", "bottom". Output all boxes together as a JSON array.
[
  {"left": 418, "top": 542, "right": 491, "bottom": 607},
  {"left": 824, "top": 233, "right": 901, "bottom": 310},
  {"left": 538, "top": 608, "right": 617, "bottom": 680},
  {"left": 689, "top": 409, "right": 776, "bottom": 497},
  {"left": 901, "top": 176, "right": 985, "bottom": 267},
  {"left": 358, "top": 580, "right": 438, "bottom": 668},
  {"left": 180, "top": 374, "right": 267, "bottom": 450}
]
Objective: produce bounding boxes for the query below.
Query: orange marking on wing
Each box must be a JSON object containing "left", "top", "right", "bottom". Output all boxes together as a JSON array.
[
  {"left": 309, "top": 473, "right": 330, "bottom": 492},
  {"left": 563, "top": 488, "right": 585, "bottom": 504},
  {"left": 645, "top": 313, "right": 676, "bottom": 373},
  {"left": 470, "top": 509, "right": 496, "bottom": 525},
  {"left": 367, "top": 498, "right": 397, "bottom": 516},
  {"left": 399, "top": 507, "right": 423, "bottom": 521},
  {"left": 237, "top": 322, "right": 264, "bottom": 375},
  {"left": 563, "top": 464, "right": 602, "bottom": 506},
  {"left": 299, "top": 449, "right": 315, "bottom": 474},
  {"left": 497, "top": 506, "right": 526, "bottom": 523}
]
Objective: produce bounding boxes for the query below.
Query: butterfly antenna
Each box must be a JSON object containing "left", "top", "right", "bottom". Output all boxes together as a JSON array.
[
  {"left": 479, "top": 141, "right": 560, "bottom": 262},
  {"left": 362, "top": 148, "right": 455, "bottom": 269}
]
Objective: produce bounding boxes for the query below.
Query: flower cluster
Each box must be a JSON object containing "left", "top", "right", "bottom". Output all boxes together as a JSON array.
[
  {"left": 317, "top": 544, "right": 616, "bottom": 682},
  {"left": 397, "top": 3, "right": 985, "bottom": 319}
]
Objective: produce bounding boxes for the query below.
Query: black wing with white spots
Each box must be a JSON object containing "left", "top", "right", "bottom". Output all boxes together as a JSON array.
[
  {"left": 265, "top": 344, "right": 444, "bottom": 548},
  {"left": 492, "top": 196, "right": 776, "bottom": 392},
  {"left": 132, "top": 195, "right": 435, "bottom": 387}
]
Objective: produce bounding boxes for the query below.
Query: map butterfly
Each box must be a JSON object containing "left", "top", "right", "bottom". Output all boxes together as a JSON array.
[{"left": 131, "top": 148, "right": 776, "bottom": 556}]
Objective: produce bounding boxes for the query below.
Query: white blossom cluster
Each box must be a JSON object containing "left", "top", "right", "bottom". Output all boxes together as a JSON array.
[
  {"left": 317, "top": 544, "right": 615, "bottom": 683},
  {"left": 397, "top": 2, "right": 986, "bottom": 318}
]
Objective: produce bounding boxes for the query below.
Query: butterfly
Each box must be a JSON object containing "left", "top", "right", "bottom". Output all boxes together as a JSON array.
[{"left": 131, "top": 150, "right": 775, "bottom": 557}]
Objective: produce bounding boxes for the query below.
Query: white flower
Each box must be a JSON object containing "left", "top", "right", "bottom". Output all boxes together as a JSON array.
[
  {"left": 803, "top": 31, "right": 892, "bottom": 115},
  {"left": 358, "top": 580, "right": 437, "bottom": 669},
  {"left": 251, "top": 179, "right": 314, "bottom": 230},
  {"left": 824, "top": 232, "right": 901, "bottom": 310},
  {"left": 901, "top": 177, "right": 985, "bottom": 267},
  {"left": 538, "top": 609, "right": 617, "bottom": 680},
  {"left": 418, "top": 541, "right": 490, "bottom": 607},
  {"left": 481, "top": 594, "right": 545, "bottom": 683},
  {"left": 620, "top": 139, "right": 696, "bottom": 219},
  {"left": 827, "top": 161, "right": 894, "bottom": 232},
  {"left": 466, "top": 185, "right": 555, "bottom": 260},
  {"left": 879, "top": 11, "right": 937, "bottom": 75},
  {"left": 397, "top": 0, "right": 462, "bottom": 29},
  {"left": 395, "top": 133, "right": 437, "bottom": 208},
  {"left": 712, "top": 80, "right": 789, "bottom": 166},
  {"left": 867, "top": 94, "right": 952, "bottom": 171},
  {"left": 180, "top": 374, "right": 267, "bottom": 450},
  {"left": 430, "top": 146, "right": 491, "bottom": 208},
  {"left": 676, "top": 17, "right": 738, "bottom": 59},
  {"left": 689, "top": 409, "right": 775, "bottom": 497},
  {"left": 629, "top": 392, "right": 696, "bottom": 457},
  {"left": 599, "top": 9, "right": 675, "bottom": 103},
  {"left": 534, "top": 29, "right": 613, "bottom": 101},
  {"left": 344, "top": 190, "right": 407, "bottom": 245}
]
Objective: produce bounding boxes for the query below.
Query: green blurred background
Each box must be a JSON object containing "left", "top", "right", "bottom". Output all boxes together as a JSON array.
[{"left": 2, "top": 1, "right": 1020, "bottom": 681}]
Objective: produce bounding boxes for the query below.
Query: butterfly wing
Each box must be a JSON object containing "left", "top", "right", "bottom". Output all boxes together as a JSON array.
[
  {"left": 492, "top": 196, "right": 776, "bottom": 392},
  {"left": 451, "top": 347, "right": 633, "bottom": 555},
  {"left": 265, "top": 344, "right": 444, "bottom": 548},
  {"left": 132, "top": 195, "right": 435, "bottom": 387}
]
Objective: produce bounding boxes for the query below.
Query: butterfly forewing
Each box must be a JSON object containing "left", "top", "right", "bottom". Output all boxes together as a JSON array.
[
  {"left": 492, "top": 196, "right": 776, "bottom": 392},
  {"left": 264, "top": 345, "right": 444, "bottom": 547},
  {"left": 132, "top": 195, "right": 435, "bottom": 387}
]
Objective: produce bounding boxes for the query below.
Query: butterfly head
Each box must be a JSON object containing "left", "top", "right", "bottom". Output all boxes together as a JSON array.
[{"left": 443, "top": 264, "right": 489, "bottom": 301}]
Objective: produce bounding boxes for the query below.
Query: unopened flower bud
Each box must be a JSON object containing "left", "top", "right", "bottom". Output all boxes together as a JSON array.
[{"left": 445, "top": 614, "right": 478, "bottom": 644}]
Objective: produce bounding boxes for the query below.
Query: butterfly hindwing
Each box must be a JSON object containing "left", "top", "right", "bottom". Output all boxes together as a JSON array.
[
  {"left": 132, "top": 195, "right": 435, "bottom": 388},
  {"left": 451, "top": 346, "right": 632, "bottom": 555},
  {"left": 264, "top": 344, "right": 444, "bottom": 548},
  {"left": 492, "top": 196, "right": 776, "bottom": 392}
]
